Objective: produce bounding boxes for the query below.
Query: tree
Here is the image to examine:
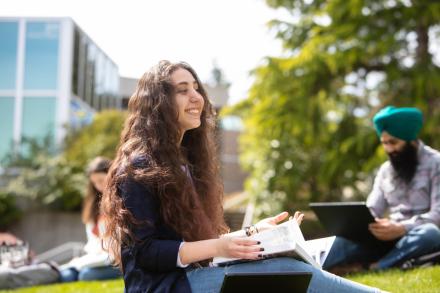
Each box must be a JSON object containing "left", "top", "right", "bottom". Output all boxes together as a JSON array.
[
  {"left": 64, "top": 110, "right": 127, "bottom": 169},
  {"left": 0, "top": 191, "right": 21, "bottom": 229},
  {"left": 3, "top": 137, "right": 85, "bottom": 211},
  {"left": 228, "top": 0, "right": 440, "bottom": 218},
  {"left": 3, "top": 110, "right": 126, "bottom": 212},
  {"left": 209, "top": 60, "right": 231, "bottom": 88}
]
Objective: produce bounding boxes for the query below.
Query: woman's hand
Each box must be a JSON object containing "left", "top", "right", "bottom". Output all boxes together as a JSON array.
[
  {"left": 291, "top": 211, "right": 304, "bottom": 226},
  {"left": 255, "top": 211, "right": 304, "bottom": 232},
  {"left": 215, "top": 237, "right": 262, "bottom": 260},
  {"left": 0, "top": 232, "right": 19, "bottom": 245}
]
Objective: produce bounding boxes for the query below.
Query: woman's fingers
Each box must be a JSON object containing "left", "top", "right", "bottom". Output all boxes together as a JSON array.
[
  {"left": 273, "top": 211, "right": 289, "bottom": 223},
  {"left": 291, "top": 211, "right": 304, "bottom": 225},
  {"left": 238, "top": 251, "right": 263, "bottom": 260},
  {"left": 233, "top": 247, "right": 263, "bottom": 259},
  {"left": 229, "top": 237, "right": 263, "bottom": 258},
  {"left": 231, "top": 237, "right": 260, "bottom": 246},
  {"left": 289, "top": 211, "right": 304, "bottom": 225},
  {"left": 234, "top": 244, "right": 262, "bottom": 254},
  {"left": 293, "top": 211, "right": 304, "bottom": 219}
]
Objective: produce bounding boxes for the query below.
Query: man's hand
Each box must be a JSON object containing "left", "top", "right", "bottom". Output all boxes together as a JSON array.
[{"left": 369, "top": 218, "right": 406, "bottom": 241}]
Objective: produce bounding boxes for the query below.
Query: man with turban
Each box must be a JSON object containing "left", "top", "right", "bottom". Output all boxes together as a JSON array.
[{"left": 324, "top": 106, "right": 440, "bottom": 272}]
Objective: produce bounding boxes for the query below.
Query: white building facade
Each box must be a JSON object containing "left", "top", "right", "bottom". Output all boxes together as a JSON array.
[{"left": 0, "top": 17, "right": 120, "bottom": 161}]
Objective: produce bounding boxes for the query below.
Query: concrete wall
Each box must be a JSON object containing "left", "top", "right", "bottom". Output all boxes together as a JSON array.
[
  {"left": 10, "top": 210, "right": 86, "bottom": 254},
  {"left": 220, "top": 129, "right": 248, "bottom": 194}
]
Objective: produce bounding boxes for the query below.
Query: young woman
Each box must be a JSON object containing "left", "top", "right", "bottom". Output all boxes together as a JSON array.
[
  {"left": 101, "top": 60, "right": 383, "bottom": 292},
  {"left": 60, "top": 157, "right": 121, "bottom": 282}
]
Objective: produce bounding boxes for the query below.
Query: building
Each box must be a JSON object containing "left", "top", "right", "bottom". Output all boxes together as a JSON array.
[
  {"left": 220, "top": 116, "right": 247, "bottom": 194},
  {"left": 0, "top": 17, "right": 120, "bottom": 161}
]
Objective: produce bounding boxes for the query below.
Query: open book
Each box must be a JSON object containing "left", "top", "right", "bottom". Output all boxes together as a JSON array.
[{"left": 213, "top": 219, "right": 335, "bottom": 269}]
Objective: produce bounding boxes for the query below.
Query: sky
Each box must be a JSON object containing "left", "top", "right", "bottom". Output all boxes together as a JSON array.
[{"left": 1, "top": 0, "right": 285, "bottom": 104}]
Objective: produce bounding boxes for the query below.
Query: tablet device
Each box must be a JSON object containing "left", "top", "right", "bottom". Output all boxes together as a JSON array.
[
  {"left": 220, "top": 271, "right": 312, "bottom": 293},
  {"left": 309, "top": 202, "right": 378, "bottom": 244}
]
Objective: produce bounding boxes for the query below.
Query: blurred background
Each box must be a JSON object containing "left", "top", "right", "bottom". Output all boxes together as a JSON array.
[{"left": 1, "top": 0, "right": 440, "bottom": 255}]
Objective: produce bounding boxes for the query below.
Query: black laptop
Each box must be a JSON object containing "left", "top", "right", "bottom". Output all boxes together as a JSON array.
[
  {"left": 309, "top": 202, "right": 378, "bottom": 244},
  {"left": 220, "top": 271, "right": 312, "bottom": 293}
]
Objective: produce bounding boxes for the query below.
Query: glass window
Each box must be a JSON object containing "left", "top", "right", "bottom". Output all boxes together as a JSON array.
[
  {"left": 0, "top": 97, "right": 15, "bottom": 160},
  {"left": 21, "top": 97, "right": 56, "bottom": 144},
  {"left": 71, "top": 28, "right": 80, "bottom": 96},
  {"left": 84, "top": 42, "right": 96, "bottom": 107},
  {"left": 95, "top": 51, "right": 104, "bottom": 95},
  {"left": 101, "top": 94, "right": 109, "bottom": 109},
  {"left": 103, "top": 59, "right": 110, "bottom": 95},
  {"left": 110, "top": 63, "right": 119, "bottom": 95},
  {"left": 0, "top": 22, "right": 18, "bottom": 90},
  {"left": 24, "top": 21, "right": 60, "bottom": 90},
  {"left": 77, "top": 35, "right": 88, "bottom": 101}
]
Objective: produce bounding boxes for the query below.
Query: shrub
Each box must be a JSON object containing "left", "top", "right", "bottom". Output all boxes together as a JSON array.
[
  {"left": 64, "top": 110, "right": 127, "bottom": 169},
  {"left": 5, "top": 154, "right": 86, "bottom": 211},
  {"left": 0, "top": 191, "right": 21, "bottom": 230}
]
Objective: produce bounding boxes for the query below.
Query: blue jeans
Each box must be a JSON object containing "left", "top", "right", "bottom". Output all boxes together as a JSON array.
[
  {"left": 60, "top": 266, "right": 121, "bottom": 282},
  {"left": 323, "top": 223, "right": 440, "bottom": 270},
  {"left": 186, "top": 257, "right": 381, "bottom": 293}
]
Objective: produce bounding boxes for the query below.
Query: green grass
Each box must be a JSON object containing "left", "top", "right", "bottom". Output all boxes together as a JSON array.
[
  {"left": 348, "top": 266, "right": 440, "bottom": 293},
  {"left": 0, "top": 280, "right": 123, "bottom": 293},
  {"left": 2, "top": 266, "right": 439, "bottom": 292}
]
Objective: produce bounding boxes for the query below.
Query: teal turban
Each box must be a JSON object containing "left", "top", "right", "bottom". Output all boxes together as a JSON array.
[{"left": 373, "top": 106, "right": 423, "bottom": 141}]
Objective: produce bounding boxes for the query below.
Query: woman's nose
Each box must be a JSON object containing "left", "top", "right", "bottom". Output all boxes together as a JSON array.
[{"left": 190, "top": 89, "right": 203, "bottom": 101}]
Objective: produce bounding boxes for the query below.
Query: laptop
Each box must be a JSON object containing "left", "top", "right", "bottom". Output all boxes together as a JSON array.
[
  {"left": 220, "top": 271, "right": 312, "bottom": 293},
  {"left": 309, "top": 202, "right": 378, "bottom": 244}
]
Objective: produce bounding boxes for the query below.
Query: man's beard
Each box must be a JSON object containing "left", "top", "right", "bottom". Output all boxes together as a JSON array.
[{"left": 388, "top": 143, "right": 419, "bottom": 184}]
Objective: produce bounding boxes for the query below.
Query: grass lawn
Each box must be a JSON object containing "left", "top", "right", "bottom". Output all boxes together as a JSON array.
[
  {"left": 2, "top": 266, "right": 439, "bottom": 292},
  {"left": 349, "top": 266, "right": 440, "bottom": 293},
  {"left": 0, "top": 280, "right": 123, "bottom": 293}
]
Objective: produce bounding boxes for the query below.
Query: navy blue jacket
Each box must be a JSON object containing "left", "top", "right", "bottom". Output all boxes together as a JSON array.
[{"left": 120, "top": 177, "right": 192, "bottom": 293}]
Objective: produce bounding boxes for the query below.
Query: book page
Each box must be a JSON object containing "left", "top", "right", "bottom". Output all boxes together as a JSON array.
[
  {"left": 286, "top": 219, "right": 306, "bottom": 245},
  {"left": 304, "top": 236, "right": 336, "bottom": 267},
  {"left": 252, "top": 226, "right": 296, "bottom": 254}
]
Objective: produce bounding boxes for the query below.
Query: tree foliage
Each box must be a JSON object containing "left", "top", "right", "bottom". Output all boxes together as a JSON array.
[
  {"left": 3, "top": 137, "right": 85, "bottom": 211},
  {"left": 64, "top": 110, "right": 126, "bottom": 169},
  {"left": 2, "top": 110, "right": 126, "bottom": 213},
  {"left": 0, "top": 191, "right": 21, "bottom": 230},
  {"left": 228, "top": 0, "right": 440, "bottom": 217}
]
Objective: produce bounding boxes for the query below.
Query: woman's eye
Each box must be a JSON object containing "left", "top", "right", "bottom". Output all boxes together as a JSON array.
[{"left": 177, "top": 89, "right": 188, "bottom": 94}]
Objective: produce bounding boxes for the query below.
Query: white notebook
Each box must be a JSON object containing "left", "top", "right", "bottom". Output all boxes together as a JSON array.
[{"left": 213, "top": 219, "right": 335, "bottom": 269}]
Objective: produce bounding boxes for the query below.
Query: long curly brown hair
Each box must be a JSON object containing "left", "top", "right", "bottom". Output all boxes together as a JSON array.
[{"left": 101, "top": 60, "right": 228, "bottom": 267}]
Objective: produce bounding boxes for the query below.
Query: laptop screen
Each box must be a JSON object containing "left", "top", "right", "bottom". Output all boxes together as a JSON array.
[
  {"left": 220, "top": 271, "right": 312, "bottom": 293},
  {"left": 309, "top": 202, "right": 377, "bottom": 243}
]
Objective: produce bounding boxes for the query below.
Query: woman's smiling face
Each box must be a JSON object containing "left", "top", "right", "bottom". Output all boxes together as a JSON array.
[{"left": 171, "top": 68, "right": 205, "bottom": 135}]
